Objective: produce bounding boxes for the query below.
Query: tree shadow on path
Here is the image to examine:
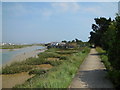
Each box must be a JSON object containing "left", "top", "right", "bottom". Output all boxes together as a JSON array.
[{"left": 79, "top": 69, "right": 113, "bottom": 88}]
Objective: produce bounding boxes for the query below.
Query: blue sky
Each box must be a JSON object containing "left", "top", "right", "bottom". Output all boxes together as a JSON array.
[{"left": 2, "top": 2, "right": 118, "bottom": 44}]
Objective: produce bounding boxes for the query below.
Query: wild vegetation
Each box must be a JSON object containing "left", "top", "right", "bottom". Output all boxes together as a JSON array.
[
  {"left": 2, "top": 42, "right": 90, "bottom": 88},
  {"left": 89, "top": 14, "right": 120, "bottom": 88},
  {"left": 2, "top": 45, "right": 90, "bottom": 88},
  {"left": 13, "top": 47, "right": 90, "bottom": 88}
]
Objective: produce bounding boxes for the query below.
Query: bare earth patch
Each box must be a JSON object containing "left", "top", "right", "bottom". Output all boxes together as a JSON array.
[
  {"left": 2, "top": 64, "right": 52, "bottom": 88},
  {"left": 35, "top": 64, "right": 53, "bottom": 70},
  {"left": 2, "top": 72, "right": 34, "bottom": 88}
]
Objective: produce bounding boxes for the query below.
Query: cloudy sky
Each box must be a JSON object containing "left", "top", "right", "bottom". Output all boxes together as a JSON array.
[{"left": 2, "top": 2, "right": 118, "bottom": 44}]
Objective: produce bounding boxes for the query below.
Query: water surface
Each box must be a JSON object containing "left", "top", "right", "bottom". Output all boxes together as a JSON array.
[{"left": 0, "top": 46, "right": 45, "bottom": 65}]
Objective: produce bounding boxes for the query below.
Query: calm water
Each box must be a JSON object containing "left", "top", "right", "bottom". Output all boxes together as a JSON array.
[{"left": 0, "top": 46, "right": 45, "bottom": 65}]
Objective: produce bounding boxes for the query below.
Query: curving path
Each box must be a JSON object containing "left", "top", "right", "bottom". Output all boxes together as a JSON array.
[{"left": 70, "top": 48, "right": 113, "bottom": 88}]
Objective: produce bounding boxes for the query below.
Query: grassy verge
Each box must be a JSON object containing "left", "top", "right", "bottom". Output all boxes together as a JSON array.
[
  {"left": 12, "top": 47, "right": 90, "bottom": 88},
  {"left": 96, "top": 47, "right": 112, "bottom": 70},
  {"left": 96, "top": 47, "right": 120, "bottom": 88}
]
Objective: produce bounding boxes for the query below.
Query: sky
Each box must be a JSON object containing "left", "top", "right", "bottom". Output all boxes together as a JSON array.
[{"left": 2, "top": 2, "right": 118, "bottom": 44}]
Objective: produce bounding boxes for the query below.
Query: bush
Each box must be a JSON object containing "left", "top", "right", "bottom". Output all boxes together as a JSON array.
[
  {"left": 42, "top": 61, "right": 62, "bottom": 66},
  {"left": 29, "top": 69, "right": 48, "bottom": 75},
  {"left": 2, "top": 65, "right": 32, "bottom": 74},
  {"left": 56, "top": 51, "right": 78, "bottom": 54},
  {"left": 108, "top": 70, "right": 120, "bottom": 88},
  {"left": 59, "top": 56, "right": 68, "bottom": 60},
  {"left": 24, "top": 57, "right": 45, "bottom": 65}
]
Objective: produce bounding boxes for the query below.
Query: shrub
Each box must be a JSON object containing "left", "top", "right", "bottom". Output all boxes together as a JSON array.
[
  {"left": 108, "top": 70, "right": 120, "bottom": 88},
  {"left": 29, "top": 69, "right": 48, "bottom": 75},
  {"left": 38, "top": 52, "right": 60, "bottom": 58},
  {"left": 59, "top": 56, "right": 68, "bottom": 60},
  {"left": 24, "top": 57, "right": 45, "bottom": 65},
  {"left": 2, "top": 65, "right": 32, "bottom": 74}
]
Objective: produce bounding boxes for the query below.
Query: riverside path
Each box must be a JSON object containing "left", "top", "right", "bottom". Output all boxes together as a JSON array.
[{"left": 69, "top": 48, "right": 113, "bottom": 88}]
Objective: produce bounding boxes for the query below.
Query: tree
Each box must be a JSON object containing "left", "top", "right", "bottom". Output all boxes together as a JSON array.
[
  {"left": 108, "top": 15, "right": 120, "bottom": 70},
  {"left": 62, "top": 40, "right": 67, "bottom": 43},
  {"left": 89, "top": 17, "right": 111, "bottom": 48}
]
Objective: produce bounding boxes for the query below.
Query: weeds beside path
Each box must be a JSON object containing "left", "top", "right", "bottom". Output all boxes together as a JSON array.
[
  {"left": 69, "top": 48, "right": 113, "bottom": 88},
  {"left": 2, "top": 47, "right": 90, "bottom": 88}
]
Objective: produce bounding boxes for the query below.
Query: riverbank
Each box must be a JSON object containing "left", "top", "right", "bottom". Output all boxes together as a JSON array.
[
  {"left": 2, "top": 47, "right": 90, "bottom": 88},
  {"left": 1, "top": 44, "right": 33, "bottom": 49},
  {"left": 2, "top": 48, "right": 47, "bottom": 67}
]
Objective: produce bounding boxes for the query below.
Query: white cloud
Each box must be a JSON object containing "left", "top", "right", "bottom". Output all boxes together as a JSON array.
[
  {"left": 50, "top": 2, "right": 107, "bottom": 16},
  {"left": 51, "top": 2, "right": 80, "bottom": 13},
  {"left": 4, "top": 2, "right": 117, "bottom": 19}
]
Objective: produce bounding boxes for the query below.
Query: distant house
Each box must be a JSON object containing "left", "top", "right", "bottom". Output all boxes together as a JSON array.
[
  {"left": 46, "top": 42, "right": 66, "bottom": 49},
  {"left": 46, "top": 42, "right": 77, "bottom": 49},
  {"left": 46, "top": 42, "right": 59, "bottom": 49}
]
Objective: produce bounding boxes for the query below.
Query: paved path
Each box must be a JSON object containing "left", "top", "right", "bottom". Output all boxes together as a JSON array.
[{"left": 70, "top": 48, "right": 113, "bottom": 88}]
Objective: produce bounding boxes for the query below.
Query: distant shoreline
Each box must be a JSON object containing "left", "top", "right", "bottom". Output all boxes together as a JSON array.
[{"left": 2, "top": 48, "right": 47, "bottom": 67}]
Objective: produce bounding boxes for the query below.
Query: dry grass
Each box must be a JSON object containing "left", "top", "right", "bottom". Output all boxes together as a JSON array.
[
  {"left": 34, "top": 64, "right": 53, "bottom": 70},
  {"left": 47, "top": 58, "right": 60, "bottom": 61}
]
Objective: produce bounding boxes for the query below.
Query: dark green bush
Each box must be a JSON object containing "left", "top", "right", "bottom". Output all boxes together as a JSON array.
[
  {"left": 82, "top": 50, "right": 85, "bottom": 53},
  {"left": 56, "top": 51, "right": 78, "bottom": 54},
  {"left": 29, "top": 69, "right": 48, "bottom": 75},
  {"left": 49, "top": 61, "right": 62, "bottom": 66},
  {"left": 108, "top": 70, "right": 120, "bottom": 88},
  {"left": 42, "top": 61, "right": 62, "bottom": 66},
  {"left": 59, "top": 56, "right": 68, "bottom": 60}
]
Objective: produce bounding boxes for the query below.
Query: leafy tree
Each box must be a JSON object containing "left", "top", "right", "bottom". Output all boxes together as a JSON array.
[
  {"left": 89, "top": 15, "right": 120, "bottom": 88},
  {"left": 62, "top": 40, "right": 67, "bottom": 43},
  {"left": 89, "top": 17, "right": 111, "bottom": 47},
  {"left": 108, "top": 15, "right": 120, "bottom": 70}
]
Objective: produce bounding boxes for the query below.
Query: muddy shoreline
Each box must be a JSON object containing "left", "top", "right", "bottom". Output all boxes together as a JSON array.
[{"left": 2, "top": 48, "right": 47, "bottom": 67}]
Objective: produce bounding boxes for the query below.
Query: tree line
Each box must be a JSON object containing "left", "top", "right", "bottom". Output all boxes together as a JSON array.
[{"left": 89, "top": 14, "right": 120, "bottom": 88}]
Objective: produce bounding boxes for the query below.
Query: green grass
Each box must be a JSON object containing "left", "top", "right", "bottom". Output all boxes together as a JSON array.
[
  {"left": 2, "top": 47, "right": 90, "bottom": 88},
  {"left": 2, "top": 50, "right": 68, "bottom": 74},
  {"left": 96, "top": 47, "right": 112, "bottom": 70},
  {"left": 14, "top": 47, "right": 90, "bottom": 88},
  {"left": 96, "top": 47, "right": 120, "bottom": 88},
  {"left": 2, "top": 64, "right": 33, "bottom": 74}
]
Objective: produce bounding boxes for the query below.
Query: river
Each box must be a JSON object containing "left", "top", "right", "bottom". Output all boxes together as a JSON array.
[{"left": 0, "top": 46, "right": 45, "bottom": 65}]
